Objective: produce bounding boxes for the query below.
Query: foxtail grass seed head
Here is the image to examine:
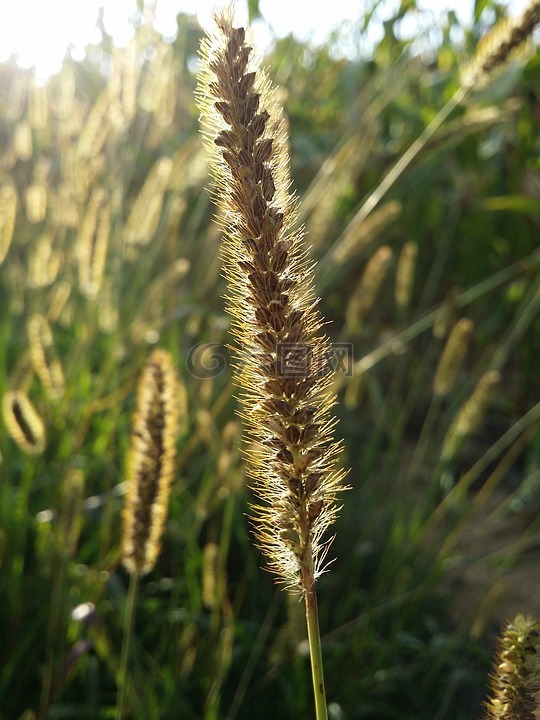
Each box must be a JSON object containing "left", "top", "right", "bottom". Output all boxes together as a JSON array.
[
  {"left": 2, "top": 390, "right": 46, "bottom": 455},
  {"left": 330, "top": 201, "right": 401, "bottom": 267},
  {"left": 24, "top": 183, "right": 47, "bottom": 224},
  {"left": 433, "top": 318, "right": 474, "bottom": 398},
  {"left": 77, "top": 187, "right": 108, "bottom": 298},
  {"left": 80, "top": 201, "right": 110, "bottom": 299},
  {"left": 463, "top": 1, "right": 540, "bottom": 88},
  {"left": 484, "top": 614, "right": 540, "bottom": 720},
  {"left": 27, "top": 314, "right": 65, "bottom": 400},
  {"left": 197, "top": 9, "right": 346, "bottom": 593},
  {"left": 122, "top": 349, "right": 179, "bottom": 575},
  {"left": 345, "top": 245, "right": 393, "bottom": 333},
  {"left": 58, "top": 469, "right": 85, "bottom": 560},
  {"left": 395, "top": 241, "right": 418, "bottom": 312},
  {"left": 28, "top": 231, "right": 62, "bottom": 289},
  {"left": 0, "top": 181, "right": 17, "bottom": 265},
  {"left": 78, "top": 87, "right": 112, "bottom": 158},
  {"left": 202, "top": 542, "right": 220, "bottom": 610},
  {"left": 124, "top": 156, "right": 172, "bottom": 247},
  {"left": 14, "top": 120, "right": 33, "bottom": 161},
  {"left": 28, "top": 81, "right": 48, "bottom": 130},
  {"left": 47, "top": 281, "right": 72, "bottom": 325},
  {"left": 441, "top": 370, "right": 501, "bottom": 462}
]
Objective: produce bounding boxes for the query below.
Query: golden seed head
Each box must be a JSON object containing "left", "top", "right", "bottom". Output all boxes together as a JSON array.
[
  {"left": 124, "top": 156, "right": 172, "bottom": 247},
  {"left": 463, "top": 1, "right": 540, "bottom": 88},
  {"left": 0, "top": 180, "right": 18, "bottom": 265},
  {"left": 331, "top": 201, "right": 401, "bottom": 267},
  {"left": 395, "top": 241, "right": 418, "bottom": 312},
  {"left": 485, "top": 614, "right": 540, "bottom": 720},
  {"left": 202, "top": 542, "right": 220, "bottom": 610},
  {"left": 2, "top": 390, "right": 46, "bottom": 455},
  {"left": 441, "top": 370, "right": 501, "bottom": 462},
  {"left": 24, "top": 183, "right": 47, "bottom": 224},
  {"left": 345, "top": 245, "right": 393, "bottom": 332},
  {"left": 14, "top": 120, "right": 33, "bottom": 161},
  {"left": 122, "top": 349, "right": 180, "bottom": 575},
  {"left": 27, "top": 314, "right": 65, "bottom": 400},
  {"left": 197, "top": 8, "right": 346, "bottom": 593},
  {"left": 433, "top": 317, "right": 474, "bottom": 398},
  {"left": 58, "top": 469, "right": 85, "bottom": 560}
]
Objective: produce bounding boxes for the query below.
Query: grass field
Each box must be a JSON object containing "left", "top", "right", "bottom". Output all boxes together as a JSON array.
[{"left": 1, "top": 3, "right": 540, "bottom": 718}]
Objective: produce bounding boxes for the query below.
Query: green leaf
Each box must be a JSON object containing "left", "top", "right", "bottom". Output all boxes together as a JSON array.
[{"left": 483, "top": 195, "right": 540, "bottom": 214}]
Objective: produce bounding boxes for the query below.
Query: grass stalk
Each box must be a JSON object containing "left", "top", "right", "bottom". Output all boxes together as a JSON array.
[
  {"left": 305, "top": 586, "right": 328, "bottom": 720},
  {"left": 116, "top": 569, "right": 139, "bottom": 720}
]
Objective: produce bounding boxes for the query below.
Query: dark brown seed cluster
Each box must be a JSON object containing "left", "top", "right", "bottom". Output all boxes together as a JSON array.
[{"left": 197, "top": 11, "right": 345, "bottom": 592}]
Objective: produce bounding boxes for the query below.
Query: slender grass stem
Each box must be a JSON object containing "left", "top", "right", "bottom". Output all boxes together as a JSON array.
[
  {"left": 38, "top": 552, "right": 66, "bottom": 720},
  {"left": 117, "top": 569, "right": 139, "bottom": 720},
  {"left": 305, "top": 587, "right": 328, "bottom": 720}
]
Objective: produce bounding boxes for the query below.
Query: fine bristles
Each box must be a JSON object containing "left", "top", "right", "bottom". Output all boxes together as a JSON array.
[
  {"left": 441, "top": 370, "right": 501, "bottom": 462},
  {"left": 197, "top": 9, "right": 346, "bottom": 593},
  {"left": 121, "top": 349, "right": 179, "bottom": 575},
  {"left": 433, "top": 317, "right": 474, "bottom": 398},
  {"left": 484, "top": 614, "right": 540, "bottom": 720},
  {"left": 2, "top": 390, "right": 46, "bottom": 455},
  {"left": 463, "top": 1, "right": 540, "bottom": 88}
]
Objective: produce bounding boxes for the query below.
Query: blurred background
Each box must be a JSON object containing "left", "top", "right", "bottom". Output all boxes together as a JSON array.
[{"left": 0, "top": 1, "right": 539, "bottom": 718}]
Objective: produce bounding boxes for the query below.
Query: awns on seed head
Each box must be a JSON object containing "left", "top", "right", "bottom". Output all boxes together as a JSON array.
[
  {"left": 122, "top": 349, "right": 179, "bottom": 576},
  {"left": 197, "top": 9, "right": 346, "bottom": 593}
]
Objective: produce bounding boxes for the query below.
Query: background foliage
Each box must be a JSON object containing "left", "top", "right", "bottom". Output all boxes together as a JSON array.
[{"left": 0, "top": 2, "right": 539, "bottom": 718}]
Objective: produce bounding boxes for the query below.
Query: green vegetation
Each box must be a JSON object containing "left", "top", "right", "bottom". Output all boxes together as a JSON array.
[{"left": 0, "top": 2, "right": 539, "bottom": 719}]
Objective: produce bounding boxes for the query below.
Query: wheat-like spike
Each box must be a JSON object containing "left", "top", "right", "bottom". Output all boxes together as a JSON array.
[
  {"left": 441, "top": 370, "right": 501, "bottom": 461},
  {"left": 0, "top": 180, "right": 18, "bottom": 265},
  {"left": 345, "top": 245, "right": 393, "bottom": 333},
  {"left": 433, "top": 317, "right": 474, "bottom": 398},
  {"left": 27, "top": 230, "right": 62, "bottom": 289},
  {"left": 121, "top": 349, "right": 179, "bottom": 575},
  {"left": 78, "top": 87, "right": 112, "bottom": 158},
  {"left": 27, "top": 314, "right": 65, "bottom": 400},
  {"left": 47, "top": 281, "right": 72, "bottom": 325},
  {"left": 328, "top": 201, "right": 401, "bottom": 267},
  {"left": 28, "top": 80, "right": 48, "bottom": 130},
  {"left": 463, "top": 1, "right": 540, "bottom": 88},
  {"left": 197, "top": 8, "right": 346, "bottom": 594},
  {"left": 80, "top": 199, "right": 110, "bottom": 299},
  {"left": 58, "top": 469, "right": 85, "bottom": 560},
  {"left": 395, "top": 241, "right": 418, "bottom": 312},
  {"left": 13, "top": 120, "right": 33, "bottom": 161},
  {"left": 2, "top": 390, "right": 46, "bottom": 455},
  {"left": 25, "top": 183, "right": 47, "bottom": 224},
  {"left": 77, "top": 187, "right": 107, "bottom": 297},
  {"left": 124, "top": 156, "right": 172, "bottom": 247},
  {"left": 202, "top": 541, "right": 220, "bottom": 610},
  {"left": 484, "top": 614, "right": 540, "bottom": 720}
]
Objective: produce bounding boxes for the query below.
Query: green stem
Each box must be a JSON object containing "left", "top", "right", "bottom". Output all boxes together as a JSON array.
[
  {"left": 117, "top": 569, "right": 139, "bottom": 720},
  {"left": 304, "top": 586, "right": 328, "bottom": 720}
]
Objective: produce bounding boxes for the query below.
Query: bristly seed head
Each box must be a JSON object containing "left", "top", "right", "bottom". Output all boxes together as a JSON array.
[
  {"left": 122, "top": 349, "right": 179, "bottom": 576},
  {"left": 196, "top": 8, "right": 346, "bottom": 594}
]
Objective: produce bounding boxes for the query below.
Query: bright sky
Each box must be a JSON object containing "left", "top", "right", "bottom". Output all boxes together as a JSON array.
[{"left": 0, "top": 0, "right": 530, "bottom": 80}]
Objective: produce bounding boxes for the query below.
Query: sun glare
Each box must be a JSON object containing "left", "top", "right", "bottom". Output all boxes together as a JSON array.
[{"left": 0, "top": 0, "right": 530, "bottom": 81}]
